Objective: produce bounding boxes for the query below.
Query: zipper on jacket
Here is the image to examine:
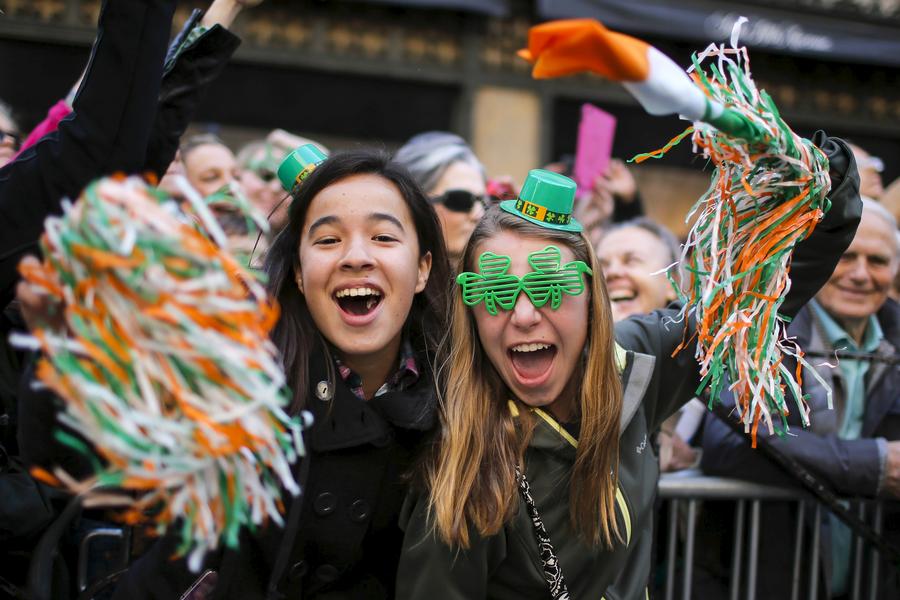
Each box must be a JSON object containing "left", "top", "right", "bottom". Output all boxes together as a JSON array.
[{"left": 529, "top": 405, "right": 633, "bottom": 546}]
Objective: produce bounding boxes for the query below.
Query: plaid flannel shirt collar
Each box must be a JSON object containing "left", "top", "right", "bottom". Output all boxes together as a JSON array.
[{"left": 334, "top": 339, "right": 420, "bottom": 401}]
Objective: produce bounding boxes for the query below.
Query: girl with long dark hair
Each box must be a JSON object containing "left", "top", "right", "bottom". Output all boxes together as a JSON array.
[{"left": 115, "top": 149, "right": 450, "bottom": 599}]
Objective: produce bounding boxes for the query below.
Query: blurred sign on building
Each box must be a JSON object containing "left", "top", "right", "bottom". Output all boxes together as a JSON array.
[{"left": 538, "top": 0, "right": 900, "bottom": 67}]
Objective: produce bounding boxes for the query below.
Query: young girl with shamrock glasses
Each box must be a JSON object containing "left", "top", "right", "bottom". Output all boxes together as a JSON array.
[{"left": 397, "top": 160, "right": 860, "bottom": 599}]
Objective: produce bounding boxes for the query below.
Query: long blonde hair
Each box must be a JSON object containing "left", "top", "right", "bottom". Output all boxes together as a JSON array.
[{"left": 427, "top": 207, "right": 624, "bottom": 548}]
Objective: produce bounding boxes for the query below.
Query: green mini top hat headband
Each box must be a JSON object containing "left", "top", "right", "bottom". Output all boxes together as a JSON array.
[
  {"left": 457, "top": 245, "right": 592, "bottom": 315},
  {"left": 277, "top": 143, "right": 328, "bottom": 192},
  {"left": 499, "top": 168, "right": 582, "bottom": 232}
]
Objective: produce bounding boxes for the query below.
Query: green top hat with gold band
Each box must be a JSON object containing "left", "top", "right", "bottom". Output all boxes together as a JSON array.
[
  {"left": 278, "top": 143, "right": 328, "bottom": 192},
  {"left": 499, "top": 169, "right": 582, "bottom": 232}
]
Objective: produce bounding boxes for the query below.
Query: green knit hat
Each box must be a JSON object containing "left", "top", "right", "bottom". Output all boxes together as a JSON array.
[
  {"left": 499, "top": 169, "right": 582, "bottom": 232},
  {"left": 277, "top": 143, "right": 328, "bottom": 192}
]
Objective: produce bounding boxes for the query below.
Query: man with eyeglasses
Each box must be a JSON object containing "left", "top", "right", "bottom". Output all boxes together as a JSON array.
[
  {"left": 702, "top": 198, "right": 900, "bottom": 598},
  {"left": 0, "top": 101, "right": 20, "bottom": 168}
]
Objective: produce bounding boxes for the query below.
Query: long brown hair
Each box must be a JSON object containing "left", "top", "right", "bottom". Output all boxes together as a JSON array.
[{"left": 427, "top": 206, "right": 623, "bottom": 548}]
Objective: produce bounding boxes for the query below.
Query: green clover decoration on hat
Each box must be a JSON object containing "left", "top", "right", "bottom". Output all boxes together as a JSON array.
[
  {"left": 499, "top": 168, "right": 583, "bottom": 232},
  {"left": 277, "top": 143, "right": 328, "bottom": 192},
  {"left": 457, "top": 245, "right": 593, "bottom": 315}
]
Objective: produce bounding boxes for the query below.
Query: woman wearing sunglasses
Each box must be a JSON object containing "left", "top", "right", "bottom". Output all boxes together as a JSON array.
[
  {"left": 0, "top": 100, "right": 19, "bottom": 168},
  {"left": 397, "top": 136, "right": 860, "bottom": 599},
  {"left": 395, "top": 131, "right": 488, "bottom": 267}
]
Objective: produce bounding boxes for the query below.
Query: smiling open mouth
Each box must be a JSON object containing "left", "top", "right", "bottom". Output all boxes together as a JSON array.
[
  {"left": 609, "top": 290, "right": 636, "bottom": 303},
  {"left": 509, "top": 343, "right": 557, "bottom": 380},
  {"left": 334, "top": 286, "right": 383, "bottom": 316}
]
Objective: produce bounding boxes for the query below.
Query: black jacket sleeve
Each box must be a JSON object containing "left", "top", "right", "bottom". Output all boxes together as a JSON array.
[
  {"left": 0, "top": 0, "right": 176, "bottom": 307},
  {"left": 144, "top": 18, "right": 242, "bottom": 178},
  {"left": 615, "top": 306, "right": 701, "bottom": 432}
]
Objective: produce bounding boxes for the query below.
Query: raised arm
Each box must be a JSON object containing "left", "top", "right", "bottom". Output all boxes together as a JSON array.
[
  {"left": 615, "top": 132, "right": 861, "bottom": 431},
  {"left": 0, "top": 0, "right": 176, "bottom": 306},
  {"left": 144, "top": 0, "right": 261, "bottom": 177}
]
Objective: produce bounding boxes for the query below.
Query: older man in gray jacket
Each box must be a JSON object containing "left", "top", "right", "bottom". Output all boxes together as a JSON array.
[{"left": 702, "top": 198, "right": 900, "bottom": 598}]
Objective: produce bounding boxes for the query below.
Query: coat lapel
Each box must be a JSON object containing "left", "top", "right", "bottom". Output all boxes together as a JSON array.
[{"left": 307, "top": 352, "right": 437, "bottom": 453}]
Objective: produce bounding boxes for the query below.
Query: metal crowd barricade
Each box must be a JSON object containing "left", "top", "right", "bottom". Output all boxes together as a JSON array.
[{"left": 657, "top": 469, "right": 886, "bottom": 600}]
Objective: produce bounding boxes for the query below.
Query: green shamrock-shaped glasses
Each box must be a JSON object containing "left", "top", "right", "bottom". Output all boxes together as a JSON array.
[{"left": 456, "top": 245, "right": 593, "bottom": 315}]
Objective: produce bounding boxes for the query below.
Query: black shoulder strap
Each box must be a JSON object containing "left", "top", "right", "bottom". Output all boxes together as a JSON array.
[{"left": 515, "top": 466, "right": 571, "bottom": 600}]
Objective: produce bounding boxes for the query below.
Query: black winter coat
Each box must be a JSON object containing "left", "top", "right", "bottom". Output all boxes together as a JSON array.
[
  {"left": 3, "top": 0, "right": 179, "bottom": 557},
  {"left": 5, "top": 2, "right": 241, "bottom": 588},
  {"left": 113, "top": 351, "right": 438, "bottom": 600}
]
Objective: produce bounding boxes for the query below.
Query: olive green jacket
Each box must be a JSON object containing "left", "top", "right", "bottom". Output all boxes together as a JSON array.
[{"left": 395, "top": 314, "right": 696, "bottom": 600}]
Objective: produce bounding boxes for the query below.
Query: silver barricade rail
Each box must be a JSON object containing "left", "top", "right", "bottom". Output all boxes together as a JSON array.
[{"left": 657, "top": 469, "right": 886, "bottom": 600}]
